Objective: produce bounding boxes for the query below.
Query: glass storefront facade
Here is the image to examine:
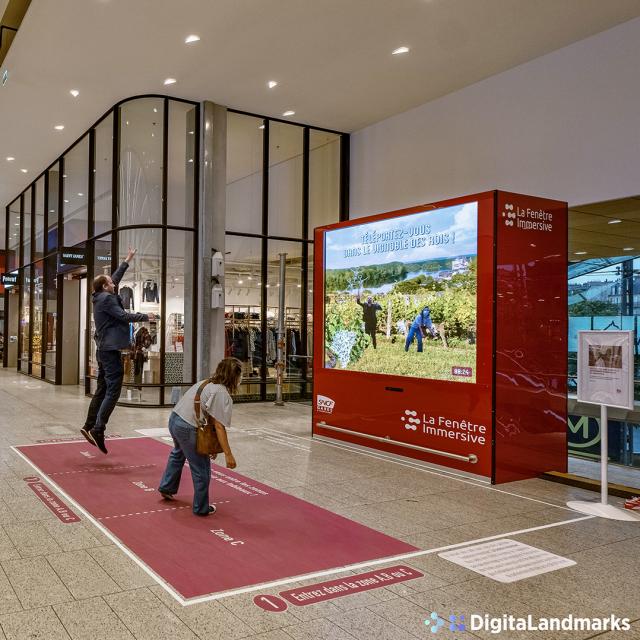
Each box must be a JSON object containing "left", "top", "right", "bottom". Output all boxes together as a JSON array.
[
  {"left": 225, "top": 112, "right": 346, "bottom": 401},
  {"left": 2, "top": 95, "right": 199, "bottom": 406},
  {"left": 568, "top": 256, "right": 640, "bottom": 472},
  {"left": 2, "top": 96, "right": 347, "bottom": 406}
]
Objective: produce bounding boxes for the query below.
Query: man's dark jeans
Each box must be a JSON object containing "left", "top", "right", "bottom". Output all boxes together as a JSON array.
[{"left": 84, "top": 350, "right": 123, "bottom": 435}]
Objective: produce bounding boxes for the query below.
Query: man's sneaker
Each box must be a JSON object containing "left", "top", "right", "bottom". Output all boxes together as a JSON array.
[
  {"left": 159, "top": 491, "right": 175, "bottom": 501},
  {"left": 195, "top": 504, "right": 217, "bottom": 517},
  {"left": 80, "top": 428, "right": 97, "bottom": 447},
  {"left": 624, "top": 496, "right": 640, "bottom": 510},
  {"left": 90, "top": 430, "right": 108, "bottom": 455}
]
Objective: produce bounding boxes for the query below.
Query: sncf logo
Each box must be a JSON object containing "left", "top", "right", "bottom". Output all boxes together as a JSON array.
[
  {"left": 316, "top": 395, "right": 335, "bottom": 414},
  {"left": 401, "top": 409, "right": 420, "bottom": 431}
]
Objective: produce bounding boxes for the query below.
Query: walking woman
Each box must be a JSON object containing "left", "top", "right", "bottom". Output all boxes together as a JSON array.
[{"left": 158, "top": 358, "right": 241, "bottom": 516}]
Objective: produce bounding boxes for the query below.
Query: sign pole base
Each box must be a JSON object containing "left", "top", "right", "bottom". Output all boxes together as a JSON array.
[
  {"left": 566, "top": 500, "right": 640, "bottom": 521},
  {"left": 567, "top": 403, "right": 639, "bottom": 521}
]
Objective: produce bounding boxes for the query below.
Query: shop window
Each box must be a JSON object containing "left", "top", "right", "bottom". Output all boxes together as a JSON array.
[
  {"left": 224, "top": 235, "right": 263, "bottom": 398},
  {"left": 116, "top": 227, "right": 162, "bottom": 403},
  {"left": 267, "top": 240, "right": 305, "bottom": 386},
  {"left": 34, "top": 177, "right": 45, "bottom": 260},
  {"left": 167, "top": 102, "right": 197, "bottom": 228},
  {"left": 7, "top": 199, "right": 20, "bottom": 271},
  {"left": 226, "top": 112, "right": 264, "bottom": 234},
  {"left": 94, "top": 114, "right": 113, "bottom": 237},
  {"left": 307, "top": 247, "right": 314, "bottom": 379},
  {"left": 47, "top": 164, "right": 60, "bottom": 254},
  {"left": 268, "top": 122, "right": 303, "bottom": 239},
  {"left": 44, "top": 255, "right": 57, "bottom": 382},
  {"left": 163, "top": 230, "right": 195, "bottom": 403},
  {"left": 88, "top": 234, "right": 113, "bottom": 379},
  {"left": 119, "top": 98, "right": 164, "bottom": 226},
  {"left": 309, "top": 130, "right": 341, "bottom": 236},
  {"left": 63, "top": 137, "right": 89, "bottom": 247},
  {"left": 0, "top": 203, "right": 5, "bottom": 253},
  {"left": 31, "top": 260, "right": 44, "bottom": 374},
  {"left": 20, "top": 265, "right": 31, "bottom": 371},
  {"left": 21, "top": 189, "right": 31, "bottom": 266}
]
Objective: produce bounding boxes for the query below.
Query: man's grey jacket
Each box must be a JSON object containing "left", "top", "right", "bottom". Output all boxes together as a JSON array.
[{"left": 93, "top": 262, "right": 149, "bottom": 351}]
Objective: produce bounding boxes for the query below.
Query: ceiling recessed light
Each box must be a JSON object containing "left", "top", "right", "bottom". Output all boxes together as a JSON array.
[
  {"left": 54, "top": 125, "right": 65, "bottom": 131},
  {"left": 608, "top": 219, "right": 622, "bottom": 224},
  {"left": 153, "top": 107, "right": 158, "bottom": 113},
  {"left": 20, "top": 168, "right": 27, "bottom": 173},
  {"left": 64, "top": 199, "right": 69, "bottom": 203},
  {"left": 392, "top": 46, "right": 410, "bottom": 55},
  {"left": 164, "top": 78, "right": 177, "bottom": 86},
  {"left": 185, "top": 34, "right": 200, "bottom": 44},
  {"left": 258, "top": 124, "right": 265, "bottom": 130},
  {"left": 267, "top": 80, "right": 278, "bottom": 89},
  {"left": 282, "top": 110, "right": 295, "bottom": 117},
  {"left": 78, "top": 192, "right": 84, "bottom": 197},
  {"left": 69, "top": 89, "right": 79, "bottom": 98},
  {"left": 6, "top": 156, "right": 14, "bottom": 161},
  {"left": 574, "top": 251, "right": 587, "bottom": 255},
  {"left": 623, "top": 247, "right": 634, "bottom": 251},
  {"left": 238, "top": 280, "right": 243, "bottom": 284}
]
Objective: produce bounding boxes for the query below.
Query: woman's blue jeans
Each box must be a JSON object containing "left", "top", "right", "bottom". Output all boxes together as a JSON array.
[{"left": 158, "top": 412, "right": 211, "bottom": 515}]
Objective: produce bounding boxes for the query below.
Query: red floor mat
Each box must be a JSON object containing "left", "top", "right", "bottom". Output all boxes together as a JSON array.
[{"left": 16, "top": 438, "right": 418, "bottom": 602}]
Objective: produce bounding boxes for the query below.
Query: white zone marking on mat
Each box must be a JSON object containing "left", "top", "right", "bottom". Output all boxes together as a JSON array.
[
  {"left": 49, "top": 464, "right": 156, "bottom": 476},
  {"left": 135, "top": 428, "right": 170, "bottom": 437},
  {"left": 99, "top": 501, "right": 231, "bottom": 520},
  {"left": 438, "top": 539, "right": 576, "bottom": 583}
]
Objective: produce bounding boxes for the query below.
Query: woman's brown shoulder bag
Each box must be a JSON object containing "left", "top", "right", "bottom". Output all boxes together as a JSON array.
[{"left": 194, "top": 380, "right": 225, "bottom": 457}]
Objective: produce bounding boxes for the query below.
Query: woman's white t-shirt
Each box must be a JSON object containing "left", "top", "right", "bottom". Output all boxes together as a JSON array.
[{"left": 173, "top": 381, "right": 233, "bottom": 429}]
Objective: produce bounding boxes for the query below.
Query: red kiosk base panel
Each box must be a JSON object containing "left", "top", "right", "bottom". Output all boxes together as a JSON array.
[{"left": 14, "top": 438, "right": 418, "bottom": 603}]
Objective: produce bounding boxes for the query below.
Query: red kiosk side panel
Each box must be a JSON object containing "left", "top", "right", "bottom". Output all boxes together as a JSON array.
[
  {"left": 313, "top": 192, "right": 495, "bottom": 478},
  {"left": 493, "top": 192, "right": 568, "bottom": 483}
]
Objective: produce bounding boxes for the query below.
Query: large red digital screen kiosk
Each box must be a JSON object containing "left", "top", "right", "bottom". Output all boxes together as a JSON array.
[{"left": 313, "top": 190, "right": 568, "bottom": 484}]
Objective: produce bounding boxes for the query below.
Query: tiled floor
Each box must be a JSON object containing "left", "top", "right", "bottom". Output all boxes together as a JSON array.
[{"left": 0, "top": 368, "right": 639, "bottom": 639}]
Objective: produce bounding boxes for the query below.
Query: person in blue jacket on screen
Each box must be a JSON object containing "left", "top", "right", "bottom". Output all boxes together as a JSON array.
[{"left": 405, "top": 306, "right": 437, "bottom": 352}]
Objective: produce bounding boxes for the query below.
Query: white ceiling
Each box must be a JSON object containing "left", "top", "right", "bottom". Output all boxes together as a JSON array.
[{"left": 2, "top": 0, "right": 640, "bottom": 209}]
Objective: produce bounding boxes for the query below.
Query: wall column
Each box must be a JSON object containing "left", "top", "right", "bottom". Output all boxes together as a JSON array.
[{"left": 197, "top": 101, "right": 227, "bottom": 379}]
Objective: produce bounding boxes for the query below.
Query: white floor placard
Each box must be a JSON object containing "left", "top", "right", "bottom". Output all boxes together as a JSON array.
[{"left": 439, "top": 539, "right": 575, "bottom": 583}]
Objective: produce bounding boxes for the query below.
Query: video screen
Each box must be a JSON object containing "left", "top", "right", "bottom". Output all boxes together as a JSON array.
[{"left": 324, "top": 202, "right": 478, "bottom": 382}]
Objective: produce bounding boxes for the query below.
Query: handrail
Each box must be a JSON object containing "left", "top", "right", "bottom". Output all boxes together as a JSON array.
[{"left": 315, "top": 421, "right": 478, "bottom": 464}]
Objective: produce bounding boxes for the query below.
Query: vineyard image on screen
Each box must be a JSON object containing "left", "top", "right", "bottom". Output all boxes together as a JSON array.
[{"left": 324, "top": 203, "right": 478, "bottom": 382}]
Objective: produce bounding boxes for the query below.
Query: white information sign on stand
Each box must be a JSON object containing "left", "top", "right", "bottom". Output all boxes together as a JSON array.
[
  {"left": 569, "top": 330, "right": 640, "bottom": 522},
  {"left": 577, "top": 330, "right": 634, "bottom": 410}
]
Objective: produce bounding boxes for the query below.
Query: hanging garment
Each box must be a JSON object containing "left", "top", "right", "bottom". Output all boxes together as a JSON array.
[
  {"left": 142, "top": 280, "right": 159, "bottom": 303},
  {"left": 119, "top": 286, "right": 135, "bottom": 310}
]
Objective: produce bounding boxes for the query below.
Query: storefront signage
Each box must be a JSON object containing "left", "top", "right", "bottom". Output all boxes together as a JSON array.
[
  {"left": 60, "top": 247, "right": 87, "bottom": 266},
  {"left": 1, "top": 273, "right": 18, "bottom": 286},
  {"left": 577, "top": 330, "right": 634, "bottom": 410}
]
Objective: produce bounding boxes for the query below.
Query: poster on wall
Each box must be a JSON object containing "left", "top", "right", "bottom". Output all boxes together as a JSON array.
[
  {"left": 323, "top": 202, "right": 478, "bottom": 382},
  {"left": 577, "top": 330, "right": 634, "bottom": 410}
]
